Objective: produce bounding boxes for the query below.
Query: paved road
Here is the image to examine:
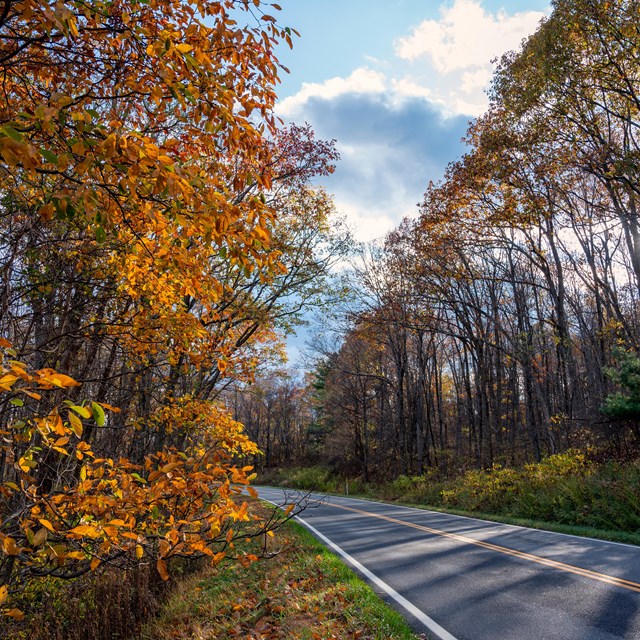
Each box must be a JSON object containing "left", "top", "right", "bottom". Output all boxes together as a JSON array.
[{"left": 257, "top": 487, "right": 640, "bottom": 640}]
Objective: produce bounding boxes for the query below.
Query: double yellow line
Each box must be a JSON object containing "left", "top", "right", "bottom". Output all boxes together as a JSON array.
[{"left": 331, "top": 503, "right": 640, "bottom": 593}]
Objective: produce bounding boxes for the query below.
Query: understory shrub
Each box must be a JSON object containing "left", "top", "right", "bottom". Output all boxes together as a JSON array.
[
  {"left": 277, "top": 453, "right": 640, "bottom": 533},
  {"left": 0, "top": 559, "right": 198, "bottom": 640}
]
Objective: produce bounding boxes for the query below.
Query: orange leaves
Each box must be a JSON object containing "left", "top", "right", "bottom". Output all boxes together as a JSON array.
[
  {"left": 2, "top": 537, "right": 21, "bottom": 557},
  {"left": 156, "top": 559, "right": 170, "bottom": 581},
  {"left": 0, "top": 136, "right": 39, "bottom": 169},
  {"left": 37, "top": 519, "right": 55, "bottom": 533},
  {"left": 0, "top": 361, "right": 81, "bottom": 394},
  {"left": 1, "top": 0, "right": 289, "bottom": 365},
  {"left": 0, "top": 365, "right": 263, "bottom": 601},
  {"left": 3, "top": 608, "right": 24, "bottom": 621},
  {"left": 0, "top": 0, "right": 304, "bottom": 618},
  {"left": 68, "top": 524, "right": 101, "bottom": 539},
  {"left": 0, "top": 374, "right": 18, "bottom": 391}
]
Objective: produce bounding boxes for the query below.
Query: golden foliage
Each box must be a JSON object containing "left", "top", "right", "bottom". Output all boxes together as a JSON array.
[{"left": 0, "top": 0, "right": 308, "bottom": 617}]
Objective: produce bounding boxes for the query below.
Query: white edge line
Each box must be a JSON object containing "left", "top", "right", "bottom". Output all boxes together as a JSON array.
[
  {"left": 259, "top": 495, "right": 459, "bottom": 640},
  {"left": 294, "top": 515, "right": 459, "bottom": 640}
]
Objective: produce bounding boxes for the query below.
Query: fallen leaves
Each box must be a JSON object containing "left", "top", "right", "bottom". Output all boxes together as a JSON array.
[{"left": 137, "top": 507, "right": 418, "bottom": 640}]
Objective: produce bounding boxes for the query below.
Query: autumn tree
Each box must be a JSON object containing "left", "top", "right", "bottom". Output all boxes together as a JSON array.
[{"left": 0, "top": 0, "right": 335, "bottom": 619}]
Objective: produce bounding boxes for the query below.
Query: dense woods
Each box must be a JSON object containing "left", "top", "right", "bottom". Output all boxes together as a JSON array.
[{"left": 241, "top": 0, "right": 640, "bottom": 482}]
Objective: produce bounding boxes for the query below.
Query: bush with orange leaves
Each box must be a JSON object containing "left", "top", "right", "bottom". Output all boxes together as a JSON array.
[{"left": 0, "top": 340, "right": 278, "bottom": 620}]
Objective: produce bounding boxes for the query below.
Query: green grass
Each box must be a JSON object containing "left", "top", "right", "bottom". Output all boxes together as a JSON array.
[{"left": 135, "top": 507, "right": 422, "bottom": 640}]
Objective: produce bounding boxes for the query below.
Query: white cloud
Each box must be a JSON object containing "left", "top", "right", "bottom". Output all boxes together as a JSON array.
[
  {"left": 277, "top": 68, "right": 386, "bottom": 118},
  {"left": 277, "top": 2, "right": 547, "bottom": 122},
  {"left": 392, "top": 0, "right": 547, "bottom": 116},
  {"left": 337, "top": 201, "right": 398, "bottom": 243},
  {"left": 390, "top": 78, "right": 434, "bottom": 102},
  {"left": 461, "top": 67, "right": 493, "bottom": 95},
  {"left": 395, "top": 0, "right": 545, "bottom": 73},
  {"left": 277, "top": 68, "right": 441, "bottom": 116}
]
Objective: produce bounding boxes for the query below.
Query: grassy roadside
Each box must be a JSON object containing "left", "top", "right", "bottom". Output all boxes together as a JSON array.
[
  {"left": 135, "top": 513, "right": 424, "bottom": 640},
  {"left": 260, "top": 454, "right": 640, "bottom": 547}
]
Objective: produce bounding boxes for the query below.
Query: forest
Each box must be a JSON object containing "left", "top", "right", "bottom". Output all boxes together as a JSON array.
[
  {"left": 0, "top": 0, "right": 352, "bottom": 625},
  {"left": 236, "top": 0, "right": 640, "bottom": 483}
]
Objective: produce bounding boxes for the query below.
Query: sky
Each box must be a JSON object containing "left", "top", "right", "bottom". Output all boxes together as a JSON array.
[
  {"left": 262, "top": 0, "right": 551, "bottom": 365},
  {"left": 269, "top": 0, "right": 551, "bottom": 243}
]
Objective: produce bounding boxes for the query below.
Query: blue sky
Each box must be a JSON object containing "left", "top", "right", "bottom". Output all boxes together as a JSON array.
[{"left": 270, "top": 0, "right": 551, "bottom": 242}]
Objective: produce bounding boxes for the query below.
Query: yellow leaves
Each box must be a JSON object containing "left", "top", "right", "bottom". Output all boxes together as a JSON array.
[
  {"left": 3, "top": 608, "right": 24, "bottom": 621},
  {"left": 100, "top": 133, "right": 118, "bottom": 159},
  {"left": 253, "top": 224, "right": 271, "bottom": 244},
  {"left": 52, "top": 435, "right": 70, "bottom": 455},
  {"left": 76, "top": 441, "right": 94, "bottom": 460},
  {"left": 2, "top": 537, "right": 21, "bottom": 556},
  {"left": 157, "top": 154, "right": 174, "bottom": 166},
  {"left": 0, "top": 374, "right": 18, "bottom": 390},
  {"left": 0, "top": 352, "right": 265, "bottom": 611},
  {"left": 175, "top": 43, "right": 193, "bottom": 53},
  {"left": 70, "top": 140, "right": 85, "bottom": 154},
  {"left": 70, "top": 404, "right": 91, "bottom": 419},
  {"left": 35, "top": 369, "right": 80, "bottom": 389},
  {"left": 18, "top": 456, "right": 35, "bottom": 473},
  {"left": 161, "top": 462, "right": 182, "bottom": 474},
  {"left": 0, "top": 137, "right": 38, "bottom": 169},
  {"left": 0, "top": 586, "right": 7, "bottom": 606},
  {"left": 68, "top": 411, "right": 83, "bottom": 437},
  {"left": 38, "top": 519, "right": 55, "bottom": 533},
  {"left": 107, "top": 519, "right": 127, "bottom": 527},
  {"left": 39, "top": 203, "right": 56, "bottom": 220}
]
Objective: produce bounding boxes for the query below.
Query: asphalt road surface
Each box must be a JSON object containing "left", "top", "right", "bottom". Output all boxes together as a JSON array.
[{"left": 257, "top": 487, "right": 640, "bottom": 640}]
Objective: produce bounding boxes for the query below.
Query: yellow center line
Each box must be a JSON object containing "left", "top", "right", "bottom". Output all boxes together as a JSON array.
[{"left": 329, "top": 503, "right": 640, "bottom": 594}]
